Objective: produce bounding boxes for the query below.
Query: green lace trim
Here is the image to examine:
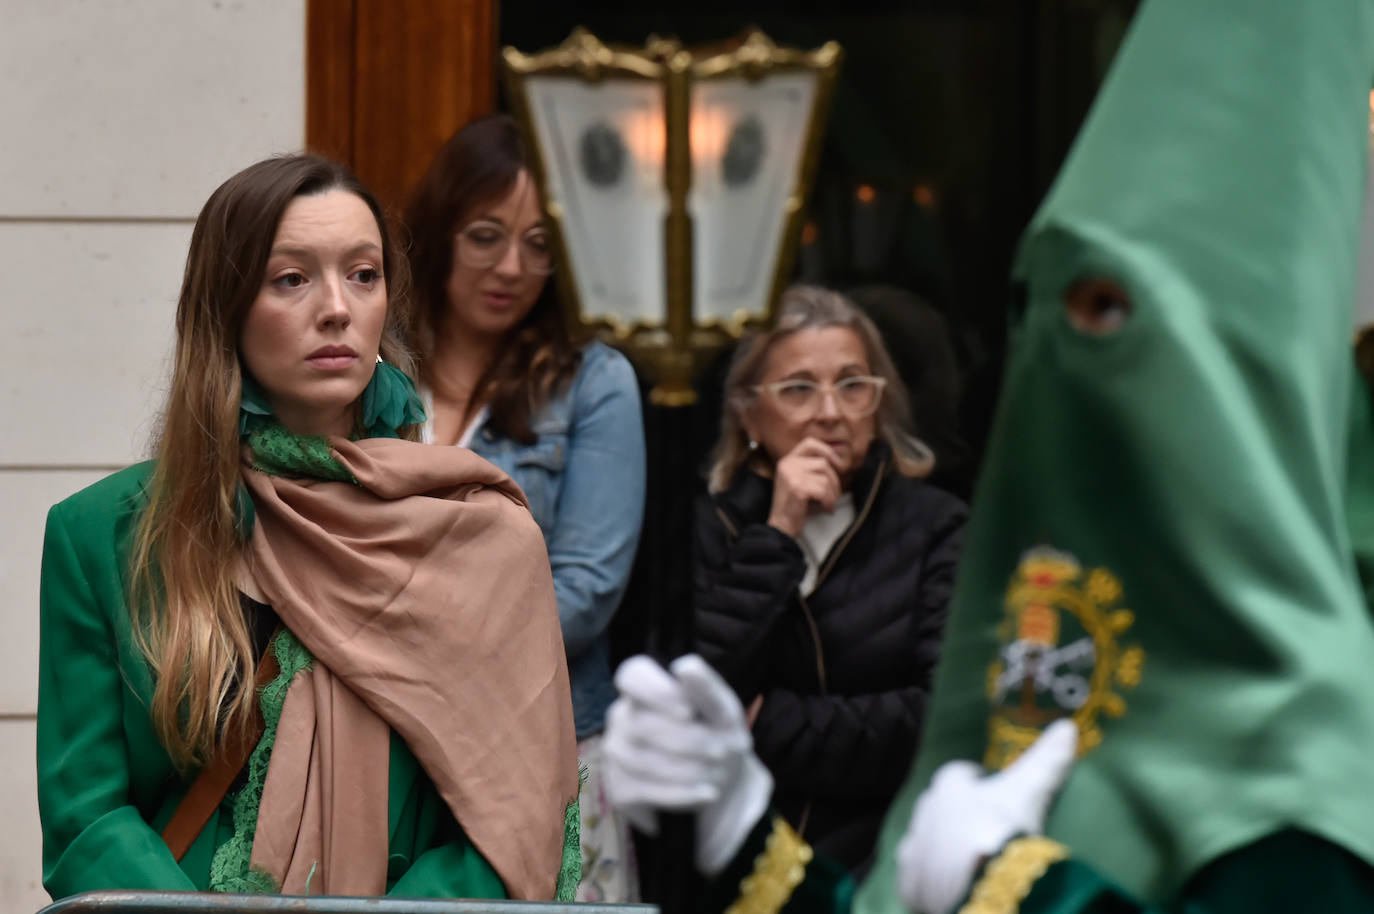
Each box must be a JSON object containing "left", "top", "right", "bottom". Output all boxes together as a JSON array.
[
  {"left": 553, "top": 765, "right": 589, "bottom": 901},
  {"left": 209, "top": 630, "right": 316, "bottom": 893},
  {"left": 246, "top": 425, "right": 356, "bottom": 484},
  {"left": 556, "top": 795, "right": 582, "bottom": 902}
]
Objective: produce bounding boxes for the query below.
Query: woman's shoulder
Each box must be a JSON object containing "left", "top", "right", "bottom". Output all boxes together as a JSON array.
[
  {"left": 44, "top": 461, "right": 157, "bottom": 570},
  {"left": 700, "top": 468, "right": 775, "bottom": 529},
  {"left": 876, "top": 469, "right": 969, "bottom": 531},
  {"left": 50, "top": 460, "right": 157, "bottom": 527},
  {"left": 542, "top": 340, "right": 641, "bottom": 431},
  {"left": 531, "top": 341, "right": 638, "bottom": 422},
  {"left": 572, "top": 340, "right": 639, "bottom": 392}
]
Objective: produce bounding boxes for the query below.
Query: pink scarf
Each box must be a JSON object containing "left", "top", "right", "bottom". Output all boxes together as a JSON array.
[{"left": 240, "top": 437, "right": 579, "bottom": 899}]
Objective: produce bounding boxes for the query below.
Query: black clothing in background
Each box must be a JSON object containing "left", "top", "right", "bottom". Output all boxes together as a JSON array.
[
  {"left": 692, "top": 441, "right": 966, "bottom": 873},
  {"left": 846, "top": 284, "right": 974, "bottom": 499}
]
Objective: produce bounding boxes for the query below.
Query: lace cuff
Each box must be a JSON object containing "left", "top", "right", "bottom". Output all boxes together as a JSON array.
[
  {"left": 723, "top": 817, "right": 814, "bottom": 914},
  {"left": 958, "top": 836, "right": 1070, "bottom": 914}
]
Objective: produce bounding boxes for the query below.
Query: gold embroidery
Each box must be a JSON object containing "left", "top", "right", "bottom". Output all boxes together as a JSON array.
[
  {"left": 723, "top": 817, "right": 814, "bottom": 914},
  {"left": 957, "top": 836, "right": 1070, "bottom": 914},
  {"left": 985, "top": 547, "right": 1145, "bottom": 770}
]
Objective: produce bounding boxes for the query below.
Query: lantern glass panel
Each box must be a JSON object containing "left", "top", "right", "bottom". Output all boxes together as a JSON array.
[
  {"left": 526, "top": 74, "right": 669, "bottom": 327},
  {"left": 688, "top": 70, "right": 819, "bottom": 327}
]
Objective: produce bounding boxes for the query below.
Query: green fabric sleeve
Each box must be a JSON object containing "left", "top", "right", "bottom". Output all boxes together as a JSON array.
[
  {"left": 1017, "top": 859, "right": 1158, "bottom": 914},
  {"left": 696, "top": 827, "right": 1374, "bottom": 914},
  {"left": 37, "top": 503, "right": 196, "bottom": 897},
  {"left": 699, "top": 815, "right": 773, "bottom": 914},
  {"left": 1017, "top": 830, "right": 1374, "bottom": 914},
  {"left": 784, "top": 851, "right": 854, "bottom": 914},
  {"left": 699, "top": 814, "right": 854, "bottom": 914}
]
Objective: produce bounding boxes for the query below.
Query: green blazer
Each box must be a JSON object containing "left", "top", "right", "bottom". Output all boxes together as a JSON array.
[{"left": 37, "top": 462, "right": 505, "bottom": 900}]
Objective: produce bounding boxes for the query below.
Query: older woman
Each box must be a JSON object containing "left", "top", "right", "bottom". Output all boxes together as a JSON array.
[
  {"left": 693, "top": 284, "right": 966, "bottom": 872},
  {"left": 36, "top": 155, "right": 579, "bottom": 901}
]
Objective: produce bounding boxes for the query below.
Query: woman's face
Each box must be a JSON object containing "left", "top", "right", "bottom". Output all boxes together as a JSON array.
[
  {"left": 742, "top": 326, "right": 879, "bottom": 480},
  {"left": 239, "top": 189, "right": 388, "bottom": 437},
  {"left": 443, "top": 169, "right": 550, "bottom": 341}
]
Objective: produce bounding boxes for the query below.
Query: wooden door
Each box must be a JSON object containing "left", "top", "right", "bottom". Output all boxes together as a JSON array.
[{"left": 307, "top": 0, "right": 497, "bottom": 215}]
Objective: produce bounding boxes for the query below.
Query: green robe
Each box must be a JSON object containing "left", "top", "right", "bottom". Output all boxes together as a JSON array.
[
  {"left": 847, "top": 0, "right": 1374, "bottom": 909},
  {"left": 707, "top": 0, "right": 1374, "bottom": 909},
  {"left": 1015, "top": 831, "right": 1374, "bottom": 914},
  {"left": 37, "top": 461, "right": 506, "bottom": 900}
]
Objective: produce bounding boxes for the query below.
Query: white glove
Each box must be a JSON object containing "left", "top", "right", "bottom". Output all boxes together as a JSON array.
[
  {"left": 896, "top": 718, "right": 1079, "bottom": 914},
  {"left": 603, "top": 654, "right": 774, "bottom": 875}
]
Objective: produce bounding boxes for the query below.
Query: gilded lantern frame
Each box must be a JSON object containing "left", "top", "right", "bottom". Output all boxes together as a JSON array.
[{"left": 502, "top": 28, "right": 842, "bottom": 403}]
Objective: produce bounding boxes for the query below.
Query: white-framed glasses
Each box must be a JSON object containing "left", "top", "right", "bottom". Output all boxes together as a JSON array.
[
  {"left": 455, "top": 220, "right": 554, "bottom": 275},
  {"left": 753, "top": 375, "right": 886, "bottom": 420}
]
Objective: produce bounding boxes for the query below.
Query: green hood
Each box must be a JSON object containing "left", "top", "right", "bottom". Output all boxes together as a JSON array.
[{"left": 858, "top": 0, "right": 1374, "bottom": 907}]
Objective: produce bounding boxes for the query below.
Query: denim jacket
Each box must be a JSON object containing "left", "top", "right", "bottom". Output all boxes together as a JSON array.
[{"left": 427, "top": 341, "right": 645, "bottom": 738}]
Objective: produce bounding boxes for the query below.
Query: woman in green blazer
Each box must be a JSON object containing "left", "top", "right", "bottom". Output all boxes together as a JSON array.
[{"left": 37, "top": 155, "right": 581, "bottom": 902}]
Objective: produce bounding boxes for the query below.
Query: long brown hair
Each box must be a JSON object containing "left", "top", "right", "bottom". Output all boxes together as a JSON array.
[
  {"left": 131, "top": 155, "right": 413, "bottom": 769},
  {"left": 708, "top": 284, "right": 935, "bottom": 493},
  {"left": 404, "top": 113, "right": 581, "bottom": 444}
]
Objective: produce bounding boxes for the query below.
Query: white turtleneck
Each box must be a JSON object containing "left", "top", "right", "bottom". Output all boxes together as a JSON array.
[{"left": 795, "top": 492, "right": 855, "bottom": 596}]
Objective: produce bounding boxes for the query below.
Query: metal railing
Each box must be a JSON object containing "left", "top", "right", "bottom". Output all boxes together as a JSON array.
[{"left": 36, "top": 892, "right": 657, "bottom": 914}]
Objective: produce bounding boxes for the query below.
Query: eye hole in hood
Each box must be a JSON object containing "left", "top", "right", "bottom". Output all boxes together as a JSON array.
[{"left": 1064, "top": 277, "right": 1132, "bottom": 336}]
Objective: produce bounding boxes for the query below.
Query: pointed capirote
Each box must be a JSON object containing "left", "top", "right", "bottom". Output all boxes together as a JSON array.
[{"left": 858, "top": 0, "right": 1374, "bottom": 909}]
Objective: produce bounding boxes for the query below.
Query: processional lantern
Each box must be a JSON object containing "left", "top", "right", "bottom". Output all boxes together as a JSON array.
[{"left": 502, "top": 29, "right": 842, "bottom": 405}]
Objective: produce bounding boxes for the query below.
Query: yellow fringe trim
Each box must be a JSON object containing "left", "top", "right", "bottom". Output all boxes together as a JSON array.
[
  {"left": 957, "top": 836, "right": 1070, "bottom": 914},
  {"left": 723, "top": 818, "right": 814, "bottom": 914}
]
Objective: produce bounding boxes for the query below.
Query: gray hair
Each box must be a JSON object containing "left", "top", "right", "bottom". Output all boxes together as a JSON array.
[{"left": 707, "top": 284, "right": 936, "bottom": 493}]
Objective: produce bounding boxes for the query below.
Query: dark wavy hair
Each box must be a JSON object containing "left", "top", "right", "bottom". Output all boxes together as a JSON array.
[{"left": 403, "top": 113, "right": 582, "bottom": 443}]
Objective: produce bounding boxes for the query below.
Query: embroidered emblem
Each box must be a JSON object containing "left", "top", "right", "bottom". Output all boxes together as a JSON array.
[{"left": 984, "top": 547, "right": 1144, "bottom": 770}]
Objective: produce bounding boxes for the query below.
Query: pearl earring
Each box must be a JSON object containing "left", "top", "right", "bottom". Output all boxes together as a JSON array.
[{"left": 748, "top": 438, "right": 759, "bottom": 451}]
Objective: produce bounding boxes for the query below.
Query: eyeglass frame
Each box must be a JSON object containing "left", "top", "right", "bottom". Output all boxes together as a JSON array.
[
  {"left": 750, "top": 375, "right": 887, "bottom": 419},
  {"left": 453, "top": 220, "right": 555, "bottom": 276}
]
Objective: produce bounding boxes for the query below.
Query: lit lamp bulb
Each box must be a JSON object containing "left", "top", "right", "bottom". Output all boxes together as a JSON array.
[
  {"left": 616, "top": 101, "right": 751, "bottom": 189},
  {"left": 621, "top": 105, "right": 666, "bottom": 186},
  {"left": 691, "top": 104, "right": 731, "bottom": 182}
]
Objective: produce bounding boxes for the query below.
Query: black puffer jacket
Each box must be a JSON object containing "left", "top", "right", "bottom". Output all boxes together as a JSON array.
[{"left": 693, "top": 442, "right": 966, "bottom": 872}]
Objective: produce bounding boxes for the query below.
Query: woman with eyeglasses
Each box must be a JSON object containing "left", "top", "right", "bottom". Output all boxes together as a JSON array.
[
  {"left": 403, "top": 114, "right": 647, "bottom": 903},
  {"left": 692, "top": 284, "right": 967, "bottom": 874}
]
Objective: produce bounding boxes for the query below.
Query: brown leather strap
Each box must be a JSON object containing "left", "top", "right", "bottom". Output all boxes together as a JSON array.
[{"left": 161, "top": 632, "right": 283, "bottom": 861}]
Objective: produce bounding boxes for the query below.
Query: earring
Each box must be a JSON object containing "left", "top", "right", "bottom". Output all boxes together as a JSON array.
[
  {"left": 376, "top": 353, "right": 384, "bottom": 364},
  {"left": 748, "top": 438, "right": 759, "bottom": 451}
]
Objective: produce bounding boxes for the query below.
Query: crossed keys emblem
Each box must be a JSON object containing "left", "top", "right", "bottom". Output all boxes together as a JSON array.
[
  {"left": 992, "top": 636, "right": 1096, "bottom": 717},
  {"left": 983, "top": 547, "right": 1144, "bottom": 770}
]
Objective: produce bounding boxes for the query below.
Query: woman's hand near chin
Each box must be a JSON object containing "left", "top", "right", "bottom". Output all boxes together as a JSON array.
[{"left": 766, "top": 437, "right": 845, "bottom": 537}]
